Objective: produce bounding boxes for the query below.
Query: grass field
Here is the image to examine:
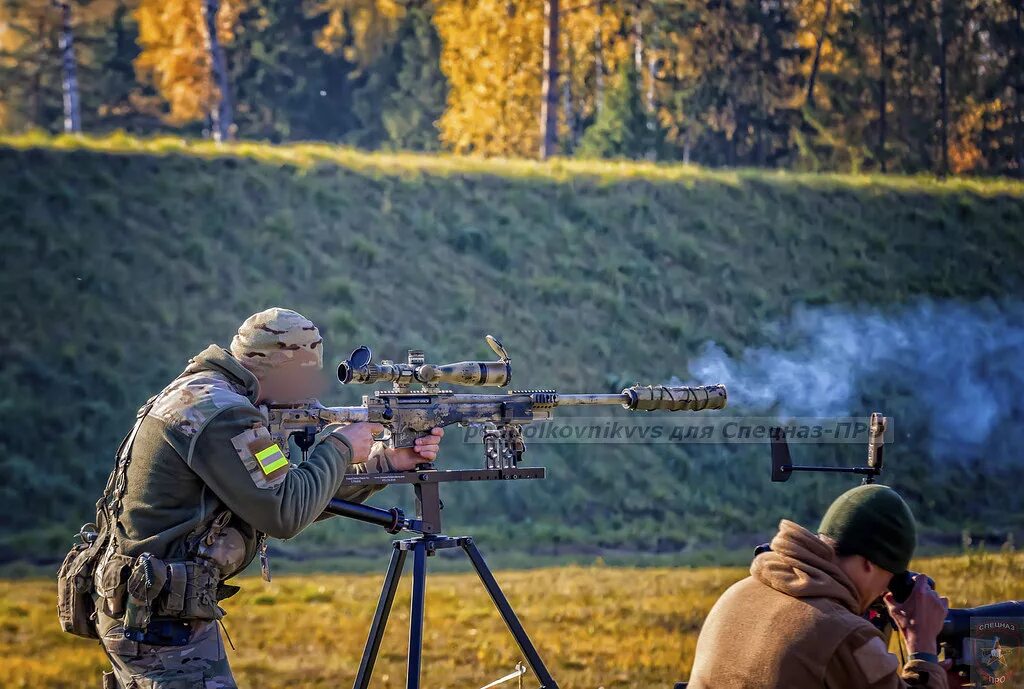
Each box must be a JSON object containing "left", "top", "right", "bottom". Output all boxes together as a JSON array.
[{"left": 3, "top": 550, "right": 1022, "bottom": 688}]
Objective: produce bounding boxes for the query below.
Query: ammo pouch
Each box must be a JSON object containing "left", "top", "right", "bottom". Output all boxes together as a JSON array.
[
  {"left": 97, "top": 554, "right": 227, "bottom": 640},
  {"left": 123, "top": 554, "right": 168, "bottom": 640},
  {"left": 56, "top": 523, "right": 106, "bottom": 639},
  {"left": 95, "top": 552, "right": 134, "bottom": 618},
  {"left": 151, "top": 558, "right": 224, "bottom": 620}
]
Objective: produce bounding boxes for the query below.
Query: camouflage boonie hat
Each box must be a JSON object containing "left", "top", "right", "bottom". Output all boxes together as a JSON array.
[{"left": 230, "top": 308, "right": 323, "bottom": 375}]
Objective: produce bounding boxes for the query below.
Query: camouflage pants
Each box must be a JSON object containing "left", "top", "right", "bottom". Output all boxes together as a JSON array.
[{"left": 96, "top": 607, "right": 236, "bottom": 689}]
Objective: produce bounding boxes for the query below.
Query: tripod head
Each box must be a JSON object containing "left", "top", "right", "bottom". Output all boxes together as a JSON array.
[{"left": 327, "top": 466, "right": 545, "bottom": 536}]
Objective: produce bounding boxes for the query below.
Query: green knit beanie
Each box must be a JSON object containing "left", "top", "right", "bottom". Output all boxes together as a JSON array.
[{"left": 818, "top": 484, "right": 917, "bottom": 574}]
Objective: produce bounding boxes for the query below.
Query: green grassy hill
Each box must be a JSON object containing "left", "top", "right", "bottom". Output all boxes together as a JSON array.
[{"left": 2, "top": 133, "right": 1023, "bottom": 572}]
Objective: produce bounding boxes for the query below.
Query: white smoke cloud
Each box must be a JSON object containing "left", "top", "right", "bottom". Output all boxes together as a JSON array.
[{"left": 685, "top": 299, "right": 1024, "bottom": 460}]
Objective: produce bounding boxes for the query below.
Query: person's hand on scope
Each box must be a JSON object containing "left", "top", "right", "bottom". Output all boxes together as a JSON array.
[
  {"left": 386, "top": 427, "right": 445, "bottom": 471},
  {"left": 882, "top": 574, "right": 949, "bottom": 655}
]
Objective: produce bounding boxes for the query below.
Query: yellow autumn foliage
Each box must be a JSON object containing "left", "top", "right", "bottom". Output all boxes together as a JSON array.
[
  {"left": 950, "top": 98, "right": 1005, "bottom": 174},
  {"left": 312, "top": 0, "right": 405, "bottom": 69},
  {"left": 434, "top": 1, "right": 638, "bottom": 158},
  {"left": 434, "top": 0, "right": 545, "bottom": 157},
  {"left": 134, "top": 0, "right": 243, "bottom": 125}
]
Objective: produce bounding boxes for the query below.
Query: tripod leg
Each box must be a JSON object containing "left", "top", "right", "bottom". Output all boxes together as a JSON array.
[
  {"left": 461, "top": 539, "right": 559, "bottom": 689},
  {"left": 406, "top": 541, "right": 427, "bottom": 689},
  {"left": 353, "top": 545, "right": 408, "bottom": 689}
]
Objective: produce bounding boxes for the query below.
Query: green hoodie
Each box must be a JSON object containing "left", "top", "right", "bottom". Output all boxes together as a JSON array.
[{"left": 109, "top": 344, "right": 375, "bottom": 568}]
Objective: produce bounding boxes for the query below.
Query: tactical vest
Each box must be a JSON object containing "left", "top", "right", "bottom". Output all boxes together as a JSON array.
[{"left": 58, "top": 361, "right": 265, "bottom": 640}]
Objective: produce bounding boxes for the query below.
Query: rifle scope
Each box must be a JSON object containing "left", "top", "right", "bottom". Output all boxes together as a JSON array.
[{"left": 338, "top": 335, "right": 512, "bottom": 388}]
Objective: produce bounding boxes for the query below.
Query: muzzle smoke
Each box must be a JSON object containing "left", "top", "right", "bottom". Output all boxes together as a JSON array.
[{"left": 685, "top": 299, "right": 1024, "bottom": 460}]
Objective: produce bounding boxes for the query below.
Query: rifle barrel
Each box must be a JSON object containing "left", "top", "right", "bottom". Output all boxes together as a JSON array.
[{"left": 555, "top": 393, "right": 626, "bottom": 406}]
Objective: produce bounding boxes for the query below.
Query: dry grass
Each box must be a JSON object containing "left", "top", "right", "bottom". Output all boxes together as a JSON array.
[
  {"left": 3, "top": 551, "right": 1023, "bottom": 688},
  {"left": 3, "top": 131, "right": 1024, "bottom": 196}
]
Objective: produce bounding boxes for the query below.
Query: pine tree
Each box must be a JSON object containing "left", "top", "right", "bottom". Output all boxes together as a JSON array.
[
  {"left": 980, "top": 0, "right": 1024, "bottom": 176},
  {"left": 377, "top": 4, "right": 446, "bottom": 150},
  {"left": 651, "top": 0, "right": 805, "bottom": 167},
  {"left": 228, "top": 0, "right": 357, "bottom": 141},
  {"left": 0, "top": 1, "right": 64, "bottom": 131},
  {"left": 87, "top": 1, "right": 154, "bottom": 133},
  {"left": 790, "top": 0, "right": 894, "bottom": 171},
  {"left": 577, "top": 58, "right": 655, "bottom": 159}
]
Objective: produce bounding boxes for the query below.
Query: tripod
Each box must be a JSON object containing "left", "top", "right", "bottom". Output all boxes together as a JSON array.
[{"left": 325, "top": 467, "right": 559, "bottom": 689}]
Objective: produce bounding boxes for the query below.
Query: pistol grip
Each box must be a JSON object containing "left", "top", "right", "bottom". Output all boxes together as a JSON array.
[{"left": 390, "top": 427, "right": 430, "bottom": 450}]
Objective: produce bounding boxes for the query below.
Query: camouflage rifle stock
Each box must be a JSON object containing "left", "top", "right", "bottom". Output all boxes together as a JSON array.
[{"left": 265, "top": 335, "right": 727, "bottom": 468}]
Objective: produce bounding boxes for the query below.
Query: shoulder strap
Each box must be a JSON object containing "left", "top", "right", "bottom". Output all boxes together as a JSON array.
[
  {"left": 100, "top": 394, "right": 158, "bottom": 503},
  {"left": 97, "top": 394, "right": 159, "bottom": 561}
]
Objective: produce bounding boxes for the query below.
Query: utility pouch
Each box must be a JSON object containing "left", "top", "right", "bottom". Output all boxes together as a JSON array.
[
  {"left": 95, "top": 552, "right": 134, "bottom": 618},
  {"left": 56, "top": 522, "right": 104, "bottom": 639},
  {"left": 151, "top": 559, "right": 223, "bottom": 621},
  {"left": 162, "top": 562, "right": 188, "bottom": 616},
  {"left": 181, "top": 560, "right": 223, "bottom": 620},
  {"left": 123, "top": 554, "right": 167, "bottom": 642},
  {"left": 195, "top": 511, "right": 247, "bottom": 578}
]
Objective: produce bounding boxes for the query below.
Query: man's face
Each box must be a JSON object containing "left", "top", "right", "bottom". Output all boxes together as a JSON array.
[
  {"left": 850, "top": 556, "right": 896, "bottom": 613},
  {"left": 256, "top": 365, "right": 327, "bottom": 404},
  {"left": 865, "top": 562, "right": 895, "bottom": 607}
]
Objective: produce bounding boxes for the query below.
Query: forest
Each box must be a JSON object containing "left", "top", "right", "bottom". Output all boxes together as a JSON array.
[{"left": 2, "top": 0, "right": 1022, "bottom": 175}]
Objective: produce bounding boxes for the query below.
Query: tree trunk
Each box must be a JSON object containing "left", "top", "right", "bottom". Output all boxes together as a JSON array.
[
  {"left": 539, "top": 0, "right": 559, "bottom": 159},
  {"left": 594, "top": 0, "right": 604, "bottom": 115},
  {"left": 900, "top": 0, "right": 914, "bottom": 165},
  {"left": 756, "top": 22, "right": 766, "bottom": 167},
  {"left": 1015, "top": 0, "right": 1023, "bottom": 176},
  {"left": 563, "top": 34, "right": 575, "bottom": 150},
  {"left": 633, "top": 8, "right": 656, "bottom": 158},
  {"left": 633, "top": 14, "right": 643, "bottom": 74},
  {"left": 646, "top": 54, "right": 655, "bottom": 114},
  {"left": 935, "top": 0, "right": 949, "bottom": 177},
  {"left": 31, "top": 14, "right": 44, "bottom": 126},
  {"left": 55, "top": 1, "right": 81, "bottom": 133},
  {"left": 805, "top": 0, "right": 833, "bottom": 107},
  {"left": 876, "top": 0, "right": 887, "bottom": 172},
  {"left": 202, "top": 0, "right": 234, "bottom": 142}
]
